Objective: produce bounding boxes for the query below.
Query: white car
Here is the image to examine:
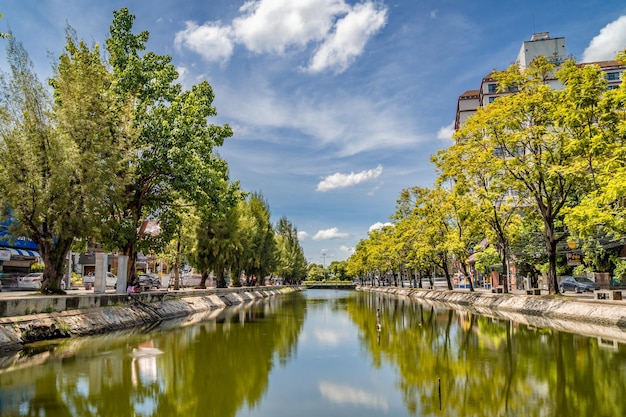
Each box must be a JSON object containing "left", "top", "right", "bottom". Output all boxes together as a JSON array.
[
  {"left": 18, "top": 273, "right": 67, "bottom": 290},
  {"left": 83, "top": 272, "right": 117, "bottom": 289},
  {"left": 18, "top": 273, "right": 43, "bottom": 290}
]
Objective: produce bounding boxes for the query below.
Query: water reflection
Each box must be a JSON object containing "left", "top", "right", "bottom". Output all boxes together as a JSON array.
[
  {"left": 0, "top": 294, "right": 306, "bottom": 417},
  {"left": 1, "top": 290, "right": 626, "bottom": 416},
  {"left": 346, "top": 292, "right": 626, "bottom": 417},
  {"left": 318, "top": 381, "right": 389, "bottom": 411}
]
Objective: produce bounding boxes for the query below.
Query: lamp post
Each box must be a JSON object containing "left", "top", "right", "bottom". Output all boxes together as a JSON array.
[{"left": 321, "top": 251, "right": 327, "bottom": 280}]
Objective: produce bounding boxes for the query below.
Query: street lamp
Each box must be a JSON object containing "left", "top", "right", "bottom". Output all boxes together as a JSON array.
[{"left": 321, "top": 251, "right": 327, "bottom": 280}]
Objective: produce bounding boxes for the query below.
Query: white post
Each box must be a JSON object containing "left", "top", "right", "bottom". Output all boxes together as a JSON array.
[
  {"left": 117, "top": 255, "right": 129, "bottom": 294},
  {"left": 66, "top": 250, "right": 72, "bottom": 290},
  {"left": 94, "top": 252, "right": 108, "bottom": 294}
]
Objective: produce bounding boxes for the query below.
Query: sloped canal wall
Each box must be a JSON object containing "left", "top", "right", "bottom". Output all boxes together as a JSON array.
[
  {"left": 358, "top": 286, "right": 626, "bottom": 340},
  {"left": 0, "top": 287, "right": 296, "bottom": 353}
]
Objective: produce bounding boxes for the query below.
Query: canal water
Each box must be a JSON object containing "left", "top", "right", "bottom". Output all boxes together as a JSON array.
[{"left": 1, "top": 289, "right": 626, "bottom": 416}]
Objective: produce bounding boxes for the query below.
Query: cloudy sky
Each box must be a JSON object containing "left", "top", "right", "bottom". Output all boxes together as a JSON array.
[{"left": 2, "top": 1, "right": 626, "bottom": 264}]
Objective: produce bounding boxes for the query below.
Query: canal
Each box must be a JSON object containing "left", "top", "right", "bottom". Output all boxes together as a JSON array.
[{"left": 1, "top": 289, "right": 626, "bottom": 416}]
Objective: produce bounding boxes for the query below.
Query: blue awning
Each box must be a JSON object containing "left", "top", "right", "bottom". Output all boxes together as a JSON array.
[{"left": 0, "top": 247, "right": 41, "bottom": 258}]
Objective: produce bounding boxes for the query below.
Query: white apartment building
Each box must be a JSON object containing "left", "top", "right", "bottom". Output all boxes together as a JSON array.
[{"left": 454, "top": 32, "right": 625, "bottom": 130}]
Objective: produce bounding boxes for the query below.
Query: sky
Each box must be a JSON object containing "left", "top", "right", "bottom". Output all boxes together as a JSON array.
[{"left": 1, "top": 1, "right": 626, "bottom": 266}]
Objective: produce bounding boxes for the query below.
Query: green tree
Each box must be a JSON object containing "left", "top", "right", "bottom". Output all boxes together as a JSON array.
[
  {"left": 327, "top": 260, "right": 348, "bottom": 281},
  {"left": 454, "top": 57, "right": 601, "bottom": 294},
  {"left": 192, "top": 187, "right": 244, "bottom": 288},
  {"left": 564, "top": 49, "right": 626, "bottom": 242},
  {"left": 307, "top": 263, "right": 325, "bottom": 281},
  {"left": 436, "top": 110, "right": 523, "bottom": 292},
  {"left": 403, "top": 186, "right": 455, "bottom": 289},
  {"left": 101, "top": 8, "right": 234, "bottom": 277},
  {"left": 275, "top": 216, "right": 307, "bottom": 284},
  {"left": 241, "top": 193, "right": 277, "bottom": 285},
  {"left": 392, "top": 188, "right": 435, "bottom": 288},
  {"left": 347, "top": 240, "right": 370, "bottom": 284},
  {"left": 0, "top": 32, "right": 128, "bottom": 292}
]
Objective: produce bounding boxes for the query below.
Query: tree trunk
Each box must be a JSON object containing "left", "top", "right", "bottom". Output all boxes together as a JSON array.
[
  {"left": 460, "top": 262, "right": 475, "bottom": 292},
  {"left": 441, "top": 255, "right": 453, "bottom": 290},
  {"left": 501, "top": 242, "right": 509, "bottom": 294},
  {"left": 199, "top": 269, "right": 209, "bottom": 288},
  {"left": 39, "top": 237, "right": 72, "bottom": 294},
  {"left": 216, "top": 263, "right": 227, "bottom": 288},
  {"left": 123, "top": 241, "right": 137, "bottom": 285},
  {"left": 544, "top": 219, "right": 558, "bottom": 294}
]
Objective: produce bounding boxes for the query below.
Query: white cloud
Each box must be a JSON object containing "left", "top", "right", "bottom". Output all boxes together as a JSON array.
[
  {"left": 437, "top": 121, "right": 455, "bottom": 141},
  {"left": 174, "top": 0, "right": 387, "bottom": 73},
  {"left": 313, "top": 328, "right": 345, "bottom": 346},
  {"left": 174, "top": 21, "right": 234, "bottom": 63},
  {"left": 306, "top": 2, "right": 388, "bottom": 73},
  {"left": 319, "top": 381, "right": 389, "bottom": 411},
  {"left": 369, "top": 222, "right": 392, "bottom": 232},
  {"left": 316, "top": 165, "right": 383, "bottom": 192},
  {"left": 217, "top": 83, "right": 421, "bottom": 156},
  {"left": 297, "top": 230, "right": 309, "bottom": 240},
  {"left": 338, "top": 245, "right": 355, "bottom": 256},
  {"left": 313, "top": 227, "right": 350, "bottom": 240},
  {"left": 233, "top": 0, "right": 347, "bottom": 54},
  {"left": 582, "top": 15, "right": 626, "bottom": 62}
]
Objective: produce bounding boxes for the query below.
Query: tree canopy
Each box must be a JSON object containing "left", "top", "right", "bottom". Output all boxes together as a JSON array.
[{"left": 349, "top": 50, "right": 626, "bottom": 294}]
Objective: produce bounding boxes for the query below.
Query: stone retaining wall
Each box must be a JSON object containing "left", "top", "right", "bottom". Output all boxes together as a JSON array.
[
  {"left": 0, "top": 287, "right": 295, "bottom": 353},
  {"left": 358, "top": 286, "right": 626, "bottom": 331}
]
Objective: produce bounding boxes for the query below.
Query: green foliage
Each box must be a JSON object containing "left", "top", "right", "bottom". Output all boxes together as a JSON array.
[
  {"left": 474, "top": 247, "right": 500, "bottom": 273},
  {"left": 275, "top": 217, "right": 307, "bottom": 284},
  {"left": 307, "top": 264, "right": 325, "bottom": 281},
  {"left": 100, "top": 8, "right": 236, "bottom": 274},
  {"left": 225, "top": 192, "right": 277, "bottom": 286},
  {"left": 0, "top": 29, "right": 127, "bottom": 292},
  {"left": 30, "top": 263, "right": 45, "bottom": 272},
  {"left": 192, "top": 191, "right": 243, "bottom": 288},
  {"left": 330, "top": 49, "right": 626, "bottom": 294},
  {"left": 612, "top": 259, "right": 626, "bottom": 284}
]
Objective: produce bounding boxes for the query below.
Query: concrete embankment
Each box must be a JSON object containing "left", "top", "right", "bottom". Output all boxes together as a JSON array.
[
  {"left": 0, "top": 287, "right": 295, "bottom": 353},
  {"left": 358, "top": 286, "right": 626, "bottom": 340}
]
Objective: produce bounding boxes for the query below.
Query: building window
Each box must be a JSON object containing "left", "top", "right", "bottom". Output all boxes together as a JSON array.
[
  {"left": 489, "top": 96, "right": 497, "bottom": 103},
  {"left": 488, "top": 83, "right": 497, "bottom": 93},
  {"left": 606, "top": 72, "right": 620, "bottom": 81}
]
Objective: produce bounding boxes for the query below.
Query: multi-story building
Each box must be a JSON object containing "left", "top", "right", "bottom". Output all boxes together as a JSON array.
[
  {"left": 453, "top": 33, "right": 625, "bottom": 291},
  {"left": 455, "top": 32, "right": 625, "bottom": 130}
]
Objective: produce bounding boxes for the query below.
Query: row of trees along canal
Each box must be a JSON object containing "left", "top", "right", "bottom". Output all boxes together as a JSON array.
[
  {"left": 347, "top": 52, "right": 626, "bottom": 295},
  {"left": 0, "top": 9, "right": 307, "bottom": 293}
]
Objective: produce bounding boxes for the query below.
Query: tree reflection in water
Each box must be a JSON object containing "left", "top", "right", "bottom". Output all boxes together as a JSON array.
[
  {"left": 345, "top": 292, "right": 626, "bottom": 417},
  {"left": 1, "top": 290, "right": 625, "bottom": 417}
]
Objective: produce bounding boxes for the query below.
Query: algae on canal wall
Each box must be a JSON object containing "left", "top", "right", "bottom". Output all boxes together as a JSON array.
[{"left": 0, "top": 287, "right": 296, "bottom": 353}]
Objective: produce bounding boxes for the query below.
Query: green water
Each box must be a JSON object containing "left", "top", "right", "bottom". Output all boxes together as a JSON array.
[{"left": 1, "top": 289, "right": 625, "bottom": 416}]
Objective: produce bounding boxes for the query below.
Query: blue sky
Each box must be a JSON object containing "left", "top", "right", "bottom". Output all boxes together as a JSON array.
[{"left": 2, "top": 1, "right": 626, "bottom": 265}]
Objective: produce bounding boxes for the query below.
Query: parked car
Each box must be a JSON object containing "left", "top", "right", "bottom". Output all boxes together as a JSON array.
[
  {"left": 83, "top": 272, "right": 117, "bottom": 289},
  {"left": 17, "top": 272, "right": 43, "bottom": 290},
  {"left": 558, "top": 276, "right": 600, "bottom": 293},
  {"left": 137, "top": 273, "right": 161, "bottom": 290}
]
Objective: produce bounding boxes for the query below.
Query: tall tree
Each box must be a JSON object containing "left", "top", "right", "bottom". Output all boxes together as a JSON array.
[
  {"left": 101, "top": 8, "right": 235, "bottom": 276},
  {"left": 242, "top": 193, "right": 277, "bottom": 285},
  {"left": 275, "top": 216, "right": 307, "bottom": 284},
  {"left": 454, "top": 57, "right": 600, "bottom": 294},
  {"left": 435, "top": 117, "right": 523, "bottom": 292},
  {"left": 192, "top": 186, "right": 243, "bottom": 288},
  {"left": 0, "top": 32, "right": 128, "bottom": 292},
  {"left": 564, "top": 50, "right": 626, "bottom": 241}
]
